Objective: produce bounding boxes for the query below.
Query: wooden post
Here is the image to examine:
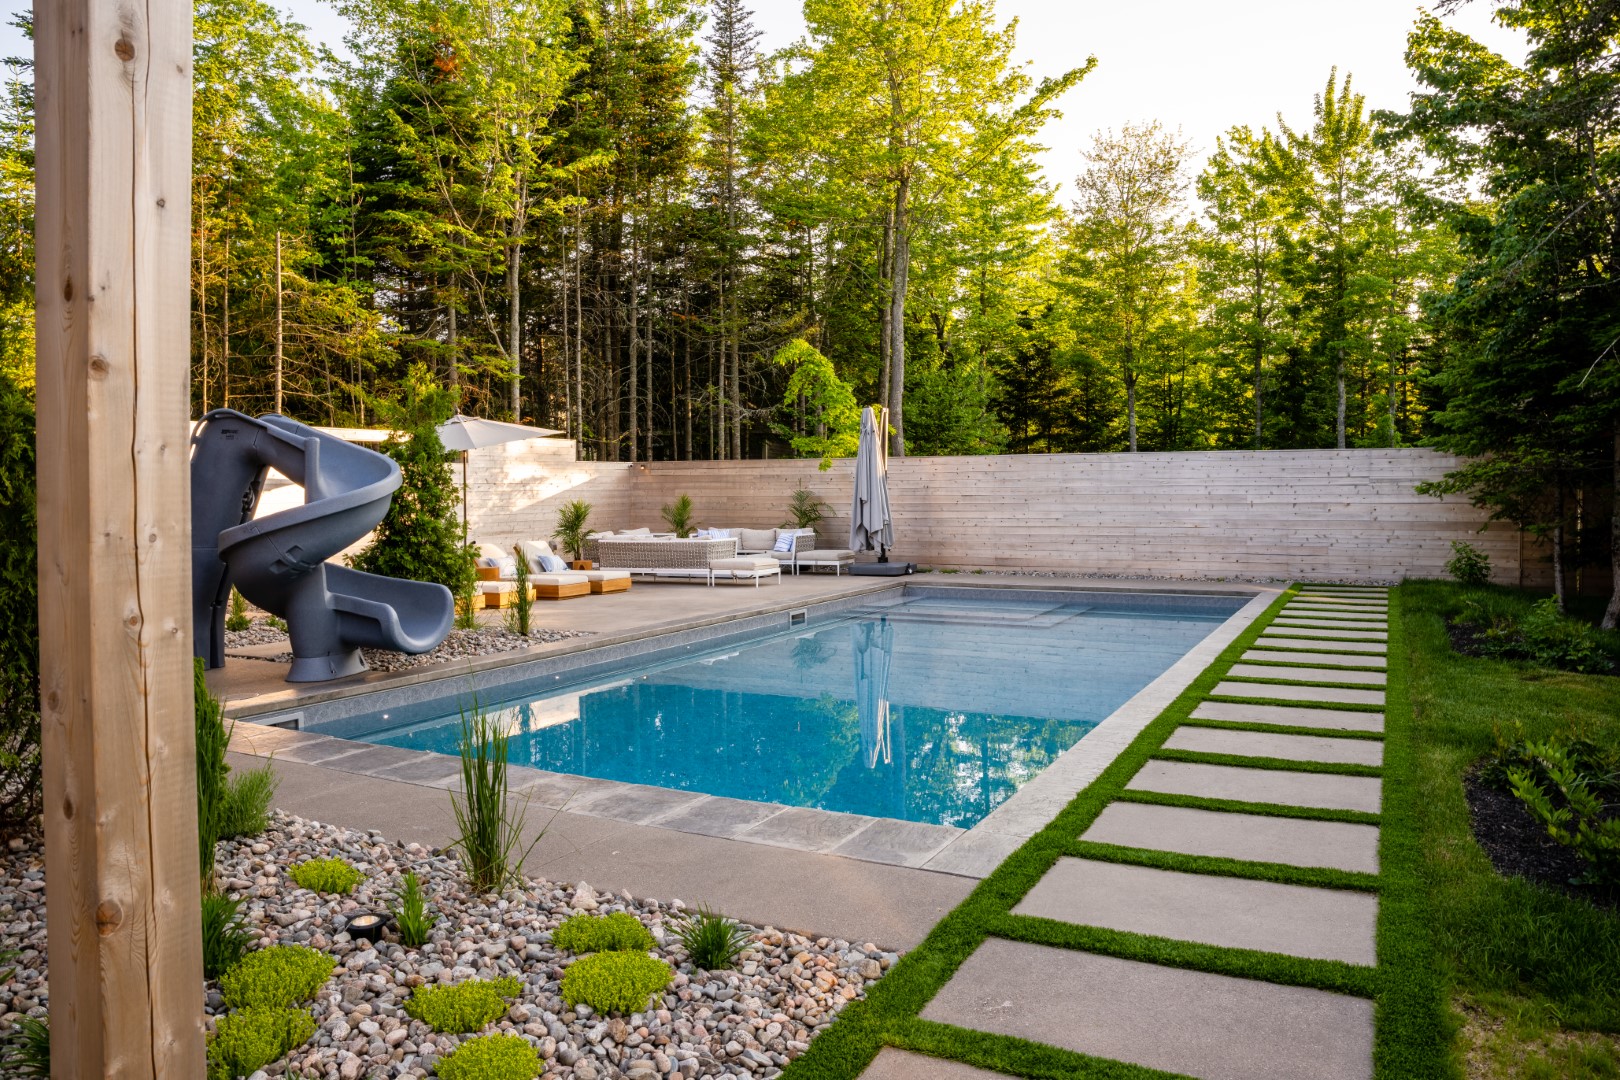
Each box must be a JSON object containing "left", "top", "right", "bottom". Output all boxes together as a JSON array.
[{"left": 34, "top": 0, "right": 204, "bottom": 1075}]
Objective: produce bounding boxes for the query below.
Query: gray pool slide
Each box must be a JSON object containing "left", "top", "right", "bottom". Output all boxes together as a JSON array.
[{"left": 191, "top": 409, "right": 454, "bottom": 683}]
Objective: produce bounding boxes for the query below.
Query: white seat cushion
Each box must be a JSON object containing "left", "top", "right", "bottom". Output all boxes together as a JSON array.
[
  {"left": 796, "top": 548, "right": 854, "bottom": 561},
  {"left": 580, "top": 570, "right": 631, "bottom": 582},
  {"left": 479, "top": 580, "right": 518, "bottom": 594},
  {"left": 712, "top": 556, "right": 780, "bottom": 571},
  {"left": 737, "top": 528, "right": 776, "bottom": 552},
  {"left": 529, "top": 572, "right": 589, "bottom": 586},
  {"left": 517, "top": 539, "right": 555, "bottom": 569}
]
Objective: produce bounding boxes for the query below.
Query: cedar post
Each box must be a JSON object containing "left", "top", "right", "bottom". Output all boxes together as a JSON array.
[{"left": 34, "top": 0, "right": 205, "bottom": 1075}]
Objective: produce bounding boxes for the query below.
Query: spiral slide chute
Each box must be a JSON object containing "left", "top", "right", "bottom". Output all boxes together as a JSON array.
[{"left": 191, "top": 410, "right": 454, "bottom": 683}]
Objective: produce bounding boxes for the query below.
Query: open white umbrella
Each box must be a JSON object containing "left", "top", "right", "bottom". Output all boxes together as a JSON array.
[
  {"left": 434, "top": 414, "right": 562, "bottom": 538},
  {"left": 849, "top": 406, "right": 894, "bottom": 560}
]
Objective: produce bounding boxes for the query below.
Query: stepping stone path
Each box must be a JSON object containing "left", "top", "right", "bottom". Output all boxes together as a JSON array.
[{"left": 869, "top": 585, "right": 1391, "bottom": 1080}]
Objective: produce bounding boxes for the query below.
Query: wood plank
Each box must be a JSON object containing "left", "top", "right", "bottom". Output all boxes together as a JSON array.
[{"left": 35, "top": 0, "right": 205, "bottom": 1073}]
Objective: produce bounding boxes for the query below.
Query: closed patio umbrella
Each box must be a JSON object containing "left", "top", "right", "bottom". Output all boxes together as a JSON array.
[
  {"left": 853, "top": 617, "right": 895, "bottom": 769},
  {"left": 849, "top": 405, "right": 894, "bottom": 560},
  {"left": 434, "top": 414, "right": 562, "bottom": 538}
]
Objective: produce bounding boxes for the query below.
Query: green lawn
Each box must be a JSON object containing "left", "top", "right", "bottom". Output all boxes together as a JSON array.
[
  {"left": 779, "top": 580, "right": 1620, "bottom": 1080},
  {"left": 1399, "top": 580, "right": 1620, "bottom": 1078}
]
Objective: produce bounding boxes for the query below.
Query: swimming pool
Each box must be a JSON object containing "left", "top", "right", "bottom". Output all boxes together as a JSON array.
[{"left": 340, "top": 590, "right": 1244, "bottom": 829}]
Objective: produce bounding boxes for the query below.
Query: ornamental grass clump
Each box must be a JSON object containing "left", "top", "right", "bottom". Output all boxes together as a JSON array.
[
  {"left": 219, "top": 945, "right": 336, "bottom": 1010},
  {"left": 404, "top": 976, "right": 523, "bottom": 1034},
  {"left": 288, "top": 857, "right": 362, "bottom": 895},
  {"left": 434, "top": 1033, "right": 544, "bottom": 1080},
  {"left": 552, "top": 912, "right": 655, "bottom": 955},
  {"left": 2, "top": 1016, "right": 49, "bottom": 1077},
  {"left": 201, "top": 892, "right": 255, "bottom": 979},
  {"left": 560, "top": 952, "right": 672, "bottom": 1016},
  {"left": 451, "top": 705, "right": 542, "bottom": 894},
  {"left": 218, "top": 763, "right": 277, "bottom": 840},
  {"left": 389, "top": 870, "right": 436, "bottom": 948},
  {"left": 670, "top": 905, "right": 752, "bottom": 971},
  {"left": 207, "top": 1006, "right": 315, "bottom": 1080}
]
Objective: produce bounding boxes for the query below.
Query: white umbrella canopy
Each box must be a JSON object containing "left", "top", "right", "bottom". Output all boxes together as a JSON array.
[
  {"left": 436, "top": 413, "right": 561, "bottom": 451},
  {"left": 849, "top": 405, "right": 894, "bottom": 558}
]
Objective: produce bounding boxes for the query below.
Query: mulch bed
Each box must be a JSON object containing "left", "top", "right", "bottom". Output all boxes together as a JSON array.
[{"left": 1463, "top": 767, "right": 1616, "bottom": 911}]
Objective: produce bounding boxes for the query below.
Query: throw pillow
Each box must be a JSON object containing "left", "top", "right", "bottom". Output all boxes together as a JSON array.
[
  {"left": 539, "top": 555, "right": 569, "bottom": 573},
  {"left": 496, "top": 556, "right": 518, "bottom": 580},
  {"left": 772, "top": 533, "right": 796, "bottom": 553},
  {"left": 739, "top": 528, "right": 775, "bottom": 552}
]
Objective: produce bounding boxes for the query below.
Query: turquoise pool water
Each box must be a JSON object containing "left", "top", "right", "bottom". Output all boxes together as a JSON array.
[{"left": 362, "top": 592, "right": 1238, "bottom": 828}]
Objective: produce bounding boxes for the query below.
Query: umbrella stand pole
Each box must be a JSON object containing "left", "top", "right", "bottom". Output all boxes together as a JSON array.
[
  {"left": 878, "top": 543, "right": 888, "bottom": 564},
  {"left": 461, "top": 451, "right": 469, "bottom": 545}
]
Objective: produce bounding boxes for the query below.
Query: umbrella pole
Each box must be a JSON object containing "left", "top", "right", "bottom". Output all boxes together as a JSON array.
[{"left": 461, "top": 450, "right": 469, "bottom": 544}]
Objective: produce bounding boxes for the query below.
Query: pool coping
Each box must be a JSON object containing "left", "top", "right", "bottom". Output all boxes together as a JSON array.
[{"left": 226, "top": 580, "right": 1281, "bottom": 879}]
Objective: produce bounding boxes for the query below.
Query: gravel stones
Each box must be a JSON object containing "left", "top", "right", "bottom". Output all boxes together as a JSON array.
[
  {"left": 236, "top": 624, "right": 594, "bottom": 673},
  {"left": 0, "top": 811, "right": 886, "bottom": 1078}
]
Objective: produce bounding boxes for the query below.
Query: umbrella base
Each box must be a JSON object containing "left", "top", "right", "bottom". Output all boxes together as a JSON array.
[{"left": 849, "top": 562, "right": 915, "bottom": 577}]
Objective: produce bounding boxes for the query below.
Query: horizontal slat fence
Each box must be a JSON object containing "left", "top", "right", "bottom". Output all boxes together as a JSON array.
[{"left": 466, "top": 446, "right": 1524, "bottom": 583}]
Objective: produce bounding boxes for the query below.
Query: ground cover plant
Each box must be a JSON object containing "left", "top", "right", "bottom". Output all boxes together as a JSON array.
[
  {"left": 560, "top": 951, "right": 673, "bottom": 1016},
  {"left": 404, "top": 976, "right": 523, "bottom": 1033},
  {"left": 1448, "top": 589, "right": 1619, "bottom": 675},
  {"left": 552, "top": 911, "right": 656, "bottom": 954},
  {"left": 434, "top": 1033, "right": 544, "bottom": 1080},
  {"left": 206, "top": 1005, "right": 316, "bottom": 1080},
  {"left": 218, "top": 945, "right": 337, "bottom": 1010},
  {"left": 287, "top": 857, "right": 363, "bottom": 895}
]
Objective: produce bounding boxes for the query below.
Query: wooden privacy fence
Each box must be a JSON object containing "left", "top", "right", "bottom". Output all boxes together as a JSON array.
[{"left": 464, "top": 445, "right": 1523, "bottom": 583}]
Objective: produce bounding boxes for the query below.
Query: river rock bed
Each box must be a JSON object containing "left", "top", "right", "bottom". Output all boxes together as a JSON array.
[
  {"left": 0, "top": 812, "right": 888, "bottom": 1078},
  {"left": 229, "top": 624, "right": 594, "bottom": 672}
]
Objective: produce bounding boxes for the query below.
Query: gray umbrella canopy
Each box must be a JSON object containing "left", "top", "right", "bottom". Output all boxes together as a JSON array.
[
  {"left": 853, "top": 617, "right": 895, "bottom": 769},
  {"left": 435, "top": 413, "right": 561, "bottom": 451},
  {"left": 848, "top": 406, "right": 894, "bottom": 556}
]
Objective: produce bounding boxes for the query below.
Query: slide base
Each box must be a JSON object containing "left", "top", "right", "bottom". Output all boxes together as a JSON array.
[{"left": 288, "top": 649, "right": 367, "bottom": 683}]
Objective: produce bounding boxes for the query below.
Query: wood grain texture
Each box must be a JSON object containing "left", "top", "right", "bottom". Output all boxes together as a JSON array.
[
  {"left": 35, "top": 0, "right": 204, "bottom": 1073},
  {"left": 467, "top": 448, "right": 1518, "bottom": 582}
]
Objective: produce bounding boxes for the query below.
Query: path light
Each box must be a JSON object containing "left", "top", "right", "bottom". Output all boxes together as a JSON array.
[{"left": 346, "top": 912, "right": 389, "bottom": 944}]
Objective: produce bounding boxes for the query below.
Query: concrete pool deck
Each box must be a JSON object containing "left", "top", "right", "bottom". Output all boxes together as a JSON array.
[{"left": 223, "top": 573, "right": 1281, "bottom": 953}]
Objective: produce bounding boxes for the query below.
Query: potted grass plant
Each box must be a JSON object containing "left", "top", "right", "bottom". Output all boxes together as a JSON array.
[
  {"left": 661, "top": 494, "right": 697, "bottom": 538},
  {"left": 553, "top": 499, "right": 593, "bottom": 569}
]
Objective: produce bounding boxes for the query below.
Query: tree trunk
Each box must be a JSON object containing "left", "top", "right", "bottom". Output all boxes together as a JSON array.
[
  {"left": 447, "top": 296, "right": 458, "bottom": 399},
  {"left": 508, "top": 236, "right": 522, "bottom": 419},
  {"left": 1126, "top": 370, "right": 1137, "bottom": 452},
  {"left": 1253, "top": 341, "right": 1263, "bottom": 449},
  {"left": 222, "top": 238, "right": 230, "bottom": 408},
  {"left": 731, "top": 331, "right": 742, "bottom": 460},
  {"left": 627, "top": 214, "right": 639, "bottom": 464},
  {"left": 1336, "top": 346, "right": 1347, "bottom": 450},
  {"left": 273, "top": 229, "right": 283, "bottom": 415},
  {"left": 888, "top": 175, "right": 910, "bottom": 458},
  {"left": 715, "top": 277, "right": 726, "bottom": 460},
  {"left": 1604, "top": 429, "right": 1620, "bottom": 630},
  {"left": 879, "top": 208, "right": 893, "bottom": 417}
]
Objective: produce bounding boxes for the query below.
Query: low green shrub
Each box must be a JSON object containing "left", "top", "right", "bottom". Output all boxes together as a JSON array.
[
  {"left": 390, "top": 870, "right": 436, "bottom": 948},
  {"left": 218, "top": 764, "right": 277, "bottom": 840},
  {"left": 225, "top": 589, "right": 251, "bottom": 633},
  {"left": 218, "top": 945, "right": 336, "bottom": 1010},
  {"left": 560, "top": 952, "right": 672, "bottom": 1016},
  {"left": 434, "top": 1032, "right": 544, "bottom": 1080},
  {"left": 201, "top": 892, "right": 255, "bottom": 979},
  {"left": 287, "top": 857, "right": 362, "bottom": 895},
  {"left": 2, "top": 1016, "right": 49, "bottom": 1077},
  {"left": 1503, "top": 736, "right": 1620, "bottom": 888},
  {"left": 206, "top": 1005, "right": 315, "bottom": 1080},
  {"left": 1446, "top": 539, "right": 1492, "bottom": 586},
  {"left": 670, "top": 905, "right": 751, "bottom": 971},
  {"left": 1457, "top": 596, "right": 1617, "bottom": 675},
  {"left": 263, "top": 615, "right": 288, "bottom": 633},
  {"left": 552, "top": 912, "right": 655, "bottom": 955},
  {"left": 403, "top": 976, "right": 522, "bottom": 1034}
]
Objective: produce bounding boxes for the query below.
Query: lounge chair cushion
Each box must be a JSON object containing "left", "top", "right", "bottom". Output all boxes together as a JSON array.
[
  {"left": 579, "top": 570, "right": 631, "bottom": 582},
  {"left": 738, "top": 528, "right": 776, "bottom": 552},
  {"left": 713, "top": 556, "right": 780, "bottom": 571},
  {"left": 529, "top": 572, "right": 589, "bottom": 585},
  {"left": 517, "top": 539, "right": 555, "bottom": 569},
  {"left": 477, "top": 542, "right": 507, "bottom": 562}
]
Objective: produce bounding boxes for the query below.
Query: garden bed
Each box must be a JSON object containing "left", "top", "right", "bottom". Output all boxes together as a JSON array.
[
  {"left": 0, "top": 812, "right": 888, "bottom": 1078},
  {"left": 227, "top": 624, "right": 594, "bottom": 673},
  {"left": 1462, "top": 766, "right": 1612, "bottom": 910}
]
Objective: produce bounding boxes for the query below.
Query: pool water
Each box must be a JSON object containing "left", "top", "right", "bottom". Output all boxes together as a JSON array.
[{"left": 359, "top": 592, "right": 1238, "bottom": 829}]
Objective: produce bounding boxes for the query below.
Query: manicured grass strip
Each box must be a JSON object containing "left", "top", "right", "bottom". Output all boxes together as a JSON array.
[
  {"left": 1220, "top": 674, "right": 1390, "bottom": 690},
  {"left": 1149, "top": 747, "right": 1383, "bottom": 777},
  {"left": 1112, "top": 787, "right": 1381, "bottom": 826},
  {"left": 777, "top": 588, "right": 1303, "bottom": 1080},
  {"left": 1062, "top": 838, "right": 1380, "bottom": 894},
  {"left": 988, "top": 912, "right": 1378, "bottom": 998},
  {"left": 1203, "top": 691, "right": 1384, "bottom": 713},
  {"left": 1178, "top": 717, "right": 1384, "bottom": 741},
  {"left": 1369, "top": 586, "right": 1451, "bottom": 1079},
  {"left": 887, "top": 1018, "right": 1184, "bottom": 1080}
]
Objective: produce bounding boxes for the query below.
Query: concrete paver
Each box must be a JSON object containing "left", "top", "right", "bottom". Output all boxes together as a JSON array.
[
  {"left": 1165, "top": 726, "right": 1383, "bottom": 766},
  {"left": 1127, "top": 760, "right": 1382, "bottom": 813},
  {"left": 1240, "top": 649, "right": 1385, "bottom": 668},
  {"left": 828, "top": 818, "right": 965, "bottom": 869},
  {"left": 1081, "top": 801, "right": 1380, "bottom": 872},
  {"left": 1285, "top": 604, "right": 1388, "bottom": 616},
  {"left": 1190, "top": 701, "right": 1384, "bottom": 732},
  {"left": 921, "top": 939, "right": 1374, "bottom": 1080},
  {"left": 1273, "top": 618, "right": 1388, "bottom": 631},
  {"left": 1213, "top": 681, "right": 1384, "bottom": 706},
  {"left": 647, "top": 795, "right": 789, "bottom": 840},
  {"left": 859, "top": 1049, "right": 1013, "bottom": 1080},
  {"left": 1259, "top": 626, "right": 1387, "bottom": 640},
  {"left": 1226, "top": 663, "right": 1386, "bottom": 685},
  {"left": 735, "top": 806, "right": 875, "bottom": 852},
  {"left": 923, "top": 829, "right": 1025, "bottom": 879},
  {"left": 1257, "top": 636, "right": 1387, "bottom": 653},
  {"left": 1015, "top": 857, "right": 1378, "bottom": 964}
]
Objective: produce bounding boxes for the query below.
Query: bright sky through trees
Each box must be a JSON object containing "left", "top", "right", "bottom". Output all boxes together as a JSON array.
[{"left": 0, "top": 0, "right": 1519, "bottom": 189}]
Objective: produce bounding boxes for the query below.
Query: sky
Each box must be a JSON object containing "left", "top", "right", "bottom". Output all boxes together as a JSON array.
[{"left": 2, "top": 0, "right": 1525, "bottom": 198}]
